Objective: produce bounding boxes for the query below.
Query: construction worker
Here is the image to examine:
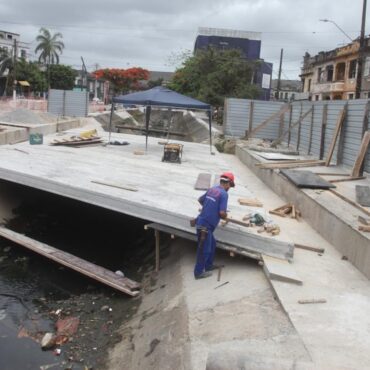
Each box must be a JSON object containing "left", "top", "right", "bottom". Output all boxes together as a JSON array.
[{"left": 191, "top": 172, "right": 235, "bottom": 279}]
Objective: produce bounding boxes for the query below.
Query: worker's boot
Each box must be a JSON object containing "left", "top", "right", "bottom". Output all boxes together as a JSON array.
[{"left": 195, "top": 271, "right": 212, "bottom": 280}]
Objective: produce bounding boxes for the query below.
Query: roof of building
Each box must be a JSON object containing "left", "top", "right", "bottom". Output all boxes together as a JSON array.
[
  {"left": 149, "top": 71, "right": 174, "bottom": 81},
  {"left": 271, "top": 79, "right": 302, "bottom": 91}
]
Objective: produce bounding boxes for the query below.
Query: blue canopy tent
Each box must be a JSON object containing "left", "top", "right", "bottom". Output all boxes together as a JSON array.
[{"left": 110, "top": 86, "right": 213, "bottom": 153}]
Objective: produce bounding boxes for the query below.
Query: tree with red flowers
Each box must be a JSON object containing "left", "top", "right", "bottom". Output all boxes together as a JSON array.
[{"left": 93, "top": 67, "right": 149, "bottom": 94}]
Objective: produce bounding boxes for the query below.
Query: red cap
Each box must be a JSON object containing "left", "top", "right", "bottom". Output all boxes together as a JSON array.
[{"left": 220, "top": 172, "right": 235, "bottom": 187}]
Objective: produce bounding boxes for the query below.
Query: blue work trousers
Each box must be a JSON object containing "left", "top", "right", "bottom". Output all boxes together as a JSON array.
[{"left": 194, "top": 227, "right": 216, "bottom": 277}]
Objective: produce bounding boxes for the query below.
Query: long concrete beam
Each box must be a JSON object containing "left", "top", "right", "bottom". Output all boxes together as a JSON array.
[{"left": 0, "top": 167, "right": 294, "bottom": 260}]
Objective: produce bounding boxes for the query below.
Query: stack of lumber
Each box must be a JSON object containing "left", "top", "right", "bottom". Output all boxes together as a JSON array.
[
  {"left": 238, "top": 198, "right": 263, "bottom": 207},
  {"left": 358, "top": 216, "right": 370, "bottom": 232},
  {"left": 269, "top": 203, "right": 301, "bottom": 219},
  {"left": 51, "top": 130, "right": 102, "bottom": 146}
]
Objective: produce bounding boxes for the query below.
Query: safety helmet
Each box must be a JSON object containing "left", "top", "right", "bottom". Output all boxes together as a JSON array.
[{"left": 220, "top": 172, "right": 235, "bottom": 187}]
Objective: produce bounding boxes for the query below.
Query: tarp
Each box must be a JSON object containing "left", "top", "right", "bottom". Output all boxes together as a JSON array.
[
  {"left": 109, "top": 86, "right": 213, "bottom": 152},
  {"left": 18, "top": 81, "right": 30, "bottom": 87},
  {"left": 113, "top": 86, "right": 210, "bottom": 110}
]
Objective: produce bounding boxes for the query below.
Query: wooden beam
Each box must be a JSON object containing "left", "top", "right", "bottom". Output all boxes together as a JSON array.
[
  {"left": 272, "top": 107, "right": 313, "bottom": 147},
  {"left": 247, "top": 101, "right": 254, "bottom": 138},
  {"left": 294, "top": 243, "right": 325, "bottom": 254},
  {"left": 249, "top": 104, "right": 290, "bottom": 138},
  {"left": 0, "top": 227, "right": 140, "bottom": 296},
  {"left": 319, "top": 104, "right": 328, "bottom": 160},
  {"left": 336, "top": 105, "right": 348, "bottom": 165},
  {"left": 329, "top": 176, "right": 366, "bottom": 183},
  {"left": 255, "top": 159, "right": 321, "bottom": 167},
  {"left": 296, "top": 102, "right": 303, "bottom": 151},
  {"left": 351, "top": 131, "right": 370, "bottom": 177},
  {"left": 312, "top": 172, "right": 350, "bottom": 176},
  {"left": 307, "top": 104, "right": 315, "bottom": 155},
  {"left": 288, "top": 104, "right": 293, "bottom": 146},
  {"left": 329, "top": 189, "right": 370, "bottom": 217},
  {"left": 154, "top": 229, "right": 160, "bottom": 272},
  {"left": 257, "top": 160, "right": 325, "bottom": 170},
  {"left": 325, "top": 107, "right": 346, "bottom": 166},
  {"left": 360, "top": 101, "right": 370, "bottom": 175}
]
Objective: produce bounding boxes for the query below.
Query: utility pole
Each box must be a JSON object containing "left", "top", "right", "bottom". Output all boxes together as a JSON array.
[
  {"left": 276, "top": 48, "right": 283, "bottom": 100},
  {"left": 12, "top": 39, "right": 17, "bottom": 101},
  {"left": 94, "top": 63, "right": 99, "bottom": 100},
  {"left": 356, "top": 0, "right": 367, "bottom": 99}
]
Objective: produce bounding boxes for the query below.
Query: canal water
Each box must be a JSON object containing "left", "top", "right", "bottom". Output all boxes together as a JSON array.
[{"left": 0, "top": 189, "right": 155, "bottom": 370}]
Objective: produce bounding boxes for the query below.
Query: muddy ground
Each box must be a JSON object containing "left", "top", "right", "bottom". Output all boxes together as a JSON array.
[{"left": 0, "top": 188, "right": 160, "bottom": 370}]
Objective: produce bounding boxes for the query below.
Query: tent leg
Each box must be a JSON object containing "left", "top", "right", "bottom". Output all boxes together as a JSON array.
[{"left": 108, "top": 102, "right": 115, "bottom": 145}]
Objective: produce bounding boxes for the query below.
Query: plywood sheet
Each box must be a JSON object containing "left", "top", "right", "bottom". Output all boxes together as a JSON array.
[
  {"left": 257, "top": 152, "right": 300, "bottom": 161},
  {"left": 281, "top": 170, "right": 336, "bottom": 189},
  {"left": 194, "top": 172, "right": 211, "bottom": 190}
]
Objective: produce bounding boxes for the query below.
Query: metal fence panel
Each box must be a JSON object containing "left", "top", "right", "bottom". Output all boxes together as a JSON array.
[{"left": 48, "top": 89, "right": 88, "bottom": 117}]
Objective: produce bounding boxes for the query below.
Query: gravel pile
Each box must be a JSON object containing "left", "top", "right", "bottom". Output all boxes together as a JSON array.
[{"left": 0, "top": 108, "right": 58, "bottom": 125}]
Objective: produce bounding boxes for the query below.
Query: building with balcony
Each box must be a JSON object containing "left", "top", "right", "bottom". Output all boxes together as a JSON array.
[
  {"left": 0, "top": 30, "right": 29, "bottom": 59},
  {"left": 300, "top": 38, "right": 370, "bottom": 101}
]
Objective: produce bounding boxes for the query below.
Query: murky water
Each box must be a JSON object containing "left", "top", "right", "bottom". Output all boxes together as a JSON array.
[{"left": 0, "top": 190, "right": 154, "bottom": 370}]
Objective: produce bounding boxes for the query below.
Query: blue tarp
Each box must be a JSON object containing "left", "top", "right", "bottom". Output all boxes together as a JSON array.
[
  {"left": 113, "top": 86, "right": 210, "bottom": 110},
  {"left": 110, "top": 86, "right": 213, "bottom": 152}
]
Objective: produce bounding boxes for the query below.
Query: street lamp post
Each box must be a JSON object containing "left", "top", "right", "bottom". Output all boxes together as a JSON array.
[{"left": 319, "top": 19, "right": 353, "bottom": 42}]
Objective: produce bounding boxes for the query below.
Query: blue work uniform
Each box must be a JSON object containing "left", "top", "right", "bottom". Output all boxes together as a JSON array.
[{"left": 194, "top": 185, "right": 228, "bottom": 277}]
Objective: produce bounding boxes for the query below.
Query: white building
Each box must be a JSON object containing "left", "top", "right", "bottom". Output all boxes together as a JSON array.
[{"left": 0, "top": 30, "right": 29, "bottom": 59}]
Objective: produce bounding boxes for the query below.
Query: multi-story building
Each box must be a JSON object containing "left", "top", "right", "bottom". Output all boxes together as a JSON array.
[
  {"left": 194, "top": 27, "right": 273, "bottom": 100},
  {"left": 0, "top": 30, "right": 29, "bottom": 59},
  {"left": 271, "top": 79, "right": 302, "bottom": 101},
  {"left": 300, "top": 38, "right": 370, "bottom": 101}
]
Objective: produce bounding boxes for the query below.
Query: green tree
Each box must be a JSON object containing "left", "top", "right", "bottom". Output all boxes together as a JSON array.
[
  {"left": 35, "top": 27, "right": 65, "bottom": 86},
  {"left": 49, "top": 64, "right": 76, "bottom": 90},
  {"left": 16, "top": 59, "right": 47, "bottom": 94},
  {"left": 169, "top": 48, "right": 260, "bottom": 107}
]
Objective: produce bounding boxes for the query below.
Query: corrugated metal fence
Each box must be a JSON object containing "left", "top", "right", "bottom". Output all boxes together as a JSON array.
[
  {"left": 48, "top": 89, "right": 89, "bottom": 117},
  {"left": 224, "top": 98, "right": 370, "bottom": 173}
]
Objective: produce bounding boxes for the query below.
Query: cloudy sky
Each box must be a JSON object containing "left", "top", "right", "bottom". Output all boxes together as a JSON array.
[{"left": 0, "top": 0, "right": 367, "bottom": 79}]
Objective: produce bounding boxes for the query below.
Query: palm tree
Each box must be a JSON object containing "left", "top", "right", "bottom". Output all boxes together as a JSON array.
[
  {"left": 0, "top": 48, "right": 14, "bottom": 96},
  {"left": 35, "top": 27, "right": 64, "bottom": 87}
]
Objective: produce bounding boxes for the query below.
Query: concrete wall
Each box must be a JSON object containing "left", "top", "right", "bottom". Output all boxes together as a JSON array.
[
  {"left": 236, "top": 146, "right": 370, "bottom": 280},
  {"left": 225, "top": 98, "right": 370, "bottom": 173}
]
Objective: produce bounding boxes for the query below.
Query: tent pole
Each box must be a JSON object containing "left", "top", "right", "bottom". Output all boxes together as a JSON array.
[
  {"left": 145, "top": 105, "right": 151, "bottom": 152},
  {"left": 108, "top": 101, "right": 115, "bottom": 145},
  {"left": 208, "top": 109, "right": 213, "bottom": 154}
]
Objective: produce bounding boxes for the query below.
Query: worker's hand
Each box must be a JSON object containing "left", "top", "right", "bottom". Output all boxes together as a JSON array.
[{"left": 219, "top": 211, "right": 227, "bottom": 220}]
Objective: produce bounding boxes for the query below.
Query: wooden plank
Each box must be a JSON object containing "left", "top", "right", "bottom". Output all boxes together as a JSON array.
[
  {"left": 257, "top": 160, "right": 325, "bottom": 170},
  {"left": 329, "top": 176, "right": 366, "bottom": 183},
  {"left": 319, "top": 104, "right": 328, "bottom": 160},
  {"left": 249, "top": 104, "right": 290, "bottom": 138},
  {"left": 336, "top": 105, "right": 348, "bottom": 165},
  {"left": 325, "top": 107, "right": 346, "bottom": 166},
  {"left": 351, "top": 131, "right": 370, "bottom": 177},
  {"left": 359, "top": 101, "right": 370, "bottom": 175},
  {"left": 0, "top": 227, "right": 140, "bottom": 296},
  {"left": 256, "top": 159, "right": 323, "bottom": 167},
  {"left": 358, "top": 225, "right": 370, "bottom": 232},
  {"left": 307, "top": 105, "right": 314, "bottom": 155},
  {"left": 91, "top": 180, "right": 138, "bottom": 192},
  {"left": 116, "top": 125, "right": 186, "bottom": 137},
  {"left": 329, "top": 189, "right": 370, "bottom": 217},
  {"left": 294, "top": 243, "right": 325, "bottom": 254},
  {"left": 287, "top": 104, "right": 293, "bottom": 146},
  {"left": 312, "top": 172, "right": 350, "bottom": 176},
  {"left": 272, "top": 108, "right": 313, "bottom": 147},
  {"left": 247, "top": 101, "right": 254, "bottom": 138},
  {"left": 296, "top": 102, "right": 303, "bottom": 151},
  {"left": 194, "top": 173, "right": 211, "bottom": 190},
  {"left": 262, "top": 254, "right": 302, "bottom": 285},
  {"left": 238, "top": 198, "right": 263, "bottom": 207},
  {"left": 358, "top": 216, "right": 370, "bottom": 225}
]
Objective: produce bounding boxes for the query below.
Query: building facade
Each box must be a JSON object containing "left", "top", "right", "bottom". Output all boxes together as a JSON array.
[
  {"left": 271, "top": 79, "right": 302, "bottom": 101},
  {"left": 194, "top": 27, "right": 273, "bottom": 100},
  {"left": 0, "top": 30, "right": 29, "bottom": 59},
  {"left": 301, "top": 38, "right": 370, "bottom": 101}
]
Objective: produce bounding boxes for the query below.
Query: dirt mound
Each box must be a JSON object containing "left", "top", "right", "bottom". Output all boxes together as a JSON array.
[{"left": 0, "top": 108, "right": 58, "bottom": 125}]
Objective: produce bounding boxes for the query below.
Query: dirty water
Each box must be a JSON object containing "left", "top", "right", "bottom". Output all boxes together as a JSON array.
[{"left": 0, "top": 190, "right": 156, "bottom": 370}]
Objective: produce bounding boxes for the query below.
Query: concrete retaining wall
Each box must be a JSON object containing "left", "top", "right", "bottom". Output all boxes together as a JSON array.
[{"left": 236, "top": 145, "right": 370, "bottom": 279}]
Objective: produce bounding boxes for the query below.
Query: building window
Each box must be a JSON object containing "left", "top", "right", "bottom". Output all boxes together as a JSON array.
[
  {"left": 335, "top": 62, "right": 346, "bottom": 81},
  {"left": 284, "top": 92, "right": 288, "bottom": 100},
  {"left": 367, "top": 92, "right": 370, "bottom": 99},
  {"left": 348, "top": 93, "right": 354, "bottom": 100},
  {"left": 364, "top": 57, "right": 370, "bottom": 77},
  {"left": 291, "top": 93, "right": 295, "bottom": 100},
  {"left": 7, "top": 34, "right": 12, "bottom": 40},
  {"left": 348, "top": 60, "right": 357, "bottom": 79},
  {"left": 326, "top": 65, "right": 334, "bottom": 82},
  {"left": 308, "top": 79, "right": 311, "bottom": 92},
  {"left": 315, "top": 95, "right": 320, "bottom": 101},
  {"left": 20, "top": 49, "right": 26, "bottom": 58}
]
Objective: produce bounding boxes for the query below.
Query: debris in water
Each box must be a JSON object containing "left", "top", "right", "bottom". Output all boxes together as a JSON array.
[
  {"left": 53, "top": 348, "right": 61, "bottom": 356},
  {"left": 0, "top": 309, "right": 7, "bottom": 320},
  {"left": 115, "top": 270, "right": 125, "bottom": 277},
  {"left": 56, "top": 317, "right": 80, "bottom": 337},
  {"left": 41, "top": 333, "right": 56, "bottom": 349}
]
